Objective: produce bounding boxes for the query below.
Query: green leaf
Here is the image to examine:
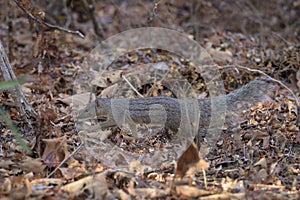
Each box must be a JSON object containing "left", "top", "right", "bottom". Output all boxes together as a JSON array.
[
  {"left": 0, "top": 109, "right": 31, "bottom": 154},
  {"left": 0, "top": 75, "right": 27, "bottom": 90}
]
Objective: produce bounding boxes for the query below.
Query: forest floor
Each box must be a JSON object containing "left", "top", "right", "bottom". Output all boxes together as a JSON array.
[{"left": 0, "top": 0, "right": 299, "bottom": 199}]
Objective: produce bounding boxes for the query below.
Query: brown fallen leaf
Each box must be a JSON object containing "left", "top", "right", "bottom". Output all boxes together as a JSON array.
[
  {"left": 129, "top": 188, "right": 170, "bottom": 199},
  {"left": 0, "top": 160, "right": 15, "bottom": 169},
  {"left": 254, "top": 157, "right": 267, "bottom": 168},
  {"left": 41, "top": 137, "right": 71, "bottom": 168},
  {"left": 62, "top": 173, "right": 108, "bottom": 198},
  {"left": 200, "top": 192, "right": 246, "bottom": 200},
  {"left": 175, "top": 185, "right": 212, "bottom": 198},
  {"left": 207, "top": 47, "right": 233, "bottom": 64},
  {"left": 40, "top": 107, "right": 57, "bottom": 125},
  {"left": 175, "top": 142, "right": 209, "bottom": 179},
  {"left": 30, "top": 178, "right": 66, "bottom": 187},
  {"left": 0, "top": 178, "right": 11, "bottom": 194},
  {"left": 175, "top": 142, "right": 200, "bottom": 179},
  {"left": 59, "top": 162, "right": 87, "bottom": 180},
  {"left": 21, "top": 156, "right": 46, "bottom": 173}
]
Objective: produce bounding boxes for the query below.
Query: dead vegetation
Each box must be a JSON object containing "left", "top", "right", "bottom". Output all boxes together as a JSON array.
[{"left": 0, "top": 0, "right": 299, "bottom": 199}]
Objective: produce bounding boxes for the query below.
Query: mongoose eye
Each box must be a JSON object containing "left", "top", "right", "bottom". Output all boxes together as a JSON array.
[{"left": 97, "top": 116, "right": 108, "bottom": 122}]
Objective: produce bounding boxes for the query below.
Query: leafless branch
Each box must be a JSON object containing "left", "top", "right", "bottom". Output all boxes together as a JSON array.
[
  {"left": 47, "top": 142, "right": 83, "bottom": 178},
  {"left": 80, "top": 0, "right": 106, "bottom": 39},
  {"left": 0, "top": 40, "right": 37, "bottom": 119},
  {"left": 14, "top": 0, "right": 85, "bottom": 38},
  {"left": 122, "top": 75, "right": 144, "bottom": 98}
]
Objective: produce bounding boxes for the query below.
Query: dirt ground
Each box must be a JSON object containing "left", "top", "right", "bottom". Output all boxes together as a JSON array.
[{"left": 0, "top": 0, "right": 299, "bottom": 199}]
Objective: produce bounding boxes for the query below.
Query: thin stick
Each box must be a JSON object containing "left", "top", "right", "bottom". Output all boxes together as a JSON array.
[
  {"left": 14, "top": 0, "right": 85, "bottom": 38},
  {"left": 202, "top": 168, "right": 207, "bottom": 189},
  {"left": 80, "top": 0, "right": 105, "bottom": 39},
  {"left": 271, "top": 32, "right": 291, "bottom": 46},
  {"left": 122, "top": 75, "right": 144, "bottom": 98},
  {"left": 0, "top": 41, "right": 37, "bottom": 118},
  {"left": 47, "top": 142, "right": 83, "bottom": 178}
]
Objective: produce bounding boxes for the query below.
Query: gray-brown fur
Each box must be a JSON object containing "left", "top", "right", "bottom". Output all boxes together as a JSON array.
[{"left": 78, "top": 78, "right": 275, "bottom": 145}]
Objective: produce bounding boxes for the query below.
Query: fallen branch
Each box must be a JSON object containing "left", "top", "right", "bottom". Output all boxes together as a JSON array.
[
  {"left": 47, "top": 142, "right": 83, "bottom": 178},
  {"left": 80, "top": 0, "right": 105, "bottom": 39},
  {"left": 14, "top": 0, "right": 85, "bottom": 38},
  {"left": 0, "top": 40, "right": 37, "bottom": 118}
]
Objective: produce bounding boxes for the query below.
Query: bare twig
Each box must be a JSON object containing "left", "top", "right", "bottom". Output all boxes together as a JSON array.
[
  {"left": 271, "top": 32, "right": 292, "bottom": 46},
  {"left": 47, "top": 142, "right": 83, "bottom": 178},
  {"left": 13, "top": 0, "right": 85, "bottom": 38},
  {"left": 80, "top": 0, "right": 105, "bottom": 39},
  {"left": 0, "top": 40, "right": 37, "bottom": 118},
  {"left": 122, "top": 75, "right": 144, "bottom": 98},
  {"left": 202, "top": 168, "right": 207, "bottom": 189}
]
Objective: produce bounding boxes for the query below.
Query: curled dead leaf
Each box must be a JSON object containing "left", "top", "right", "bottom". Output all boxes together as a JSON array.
[
  {"left": 21, "top": 156, "right": 46, "bottom": 173},
  {"left": 254, "top": 157, "right": 267, "bottom": 168},
  {"left": 0, "top": 178, "right": 11, "bottom": 194},
  {"left": 41, "top": 137, "right": 71, "bottom": 168},
  {"left": 175, "top": 185, "right": 211, "bottom": 198},
  {"left": 62, "top": 173, "right": 108, "bottom": 198},
  {"left": 0, "top": 160, "right": 15, "bottom": 169},
  {"left": 30, "top": 178, "right": 65, "bottom": 188},
  {"left": 175, "top": 142, "right": 209, "bottom": 179}
]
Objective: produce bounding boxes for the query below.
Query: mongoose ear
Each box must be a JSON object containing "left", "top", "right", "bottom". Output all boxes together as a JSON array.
[
  {"left": 245, "top": 77, "right": 274, "bottom": 92},
  {"left": 234, "top": 77, "right": 276, "bottom": 103},
  {"left": 255, "top": 77, "right": 277, "bottom": 101}
]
